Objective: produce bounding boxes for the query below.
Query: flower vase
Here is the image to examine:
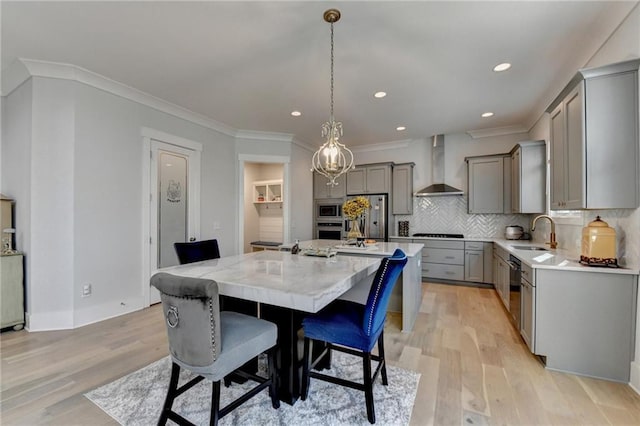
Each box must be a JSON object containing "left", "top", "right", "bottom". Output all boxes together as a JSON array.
[{"left": 347, "top": 219, "right": 363, "bottom": 239}]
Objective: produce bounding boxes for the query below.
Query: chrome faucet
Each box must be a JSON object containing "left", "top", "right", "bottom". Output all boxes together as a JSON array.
[{"left": 531, "top": 215, "right": 558, "bottom": 249}]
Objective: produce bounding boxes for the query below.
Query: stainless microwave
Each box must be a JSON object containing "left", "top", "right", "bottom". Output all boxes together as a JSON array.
[{"left": 316, "top": 201, "right": 343, "bottom": 218}]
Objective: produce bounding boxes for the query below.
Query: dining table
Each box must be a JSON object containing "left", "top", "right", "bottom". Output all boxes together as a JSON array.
[{"left": 156, "top": 249, "right": 382, "bottom": 404}]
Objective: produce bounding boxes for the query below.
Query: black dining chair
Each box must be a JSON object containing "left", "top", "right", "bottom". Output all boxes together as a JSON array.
[
  {"left": 151, "top": 272, "right": 280, "bottom": 426},
  {"left": 300, "top": 248, "right": 408, "bottom": 424},
  {"left": 173, "top": 239, "right": 221, "bottom": 264}
]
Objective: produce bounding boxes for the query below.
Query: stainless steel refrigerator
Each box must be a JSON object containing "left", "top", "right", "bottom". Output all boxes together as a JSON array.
[{"left": 346, "top": 194, "right": 388, "bottom": 242}]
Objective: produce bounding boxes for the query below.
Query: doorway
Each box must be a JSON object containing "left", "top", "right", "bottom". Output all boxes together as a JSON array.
[{"left": 142, "top": 128, "right": 202, "bottom": 306}]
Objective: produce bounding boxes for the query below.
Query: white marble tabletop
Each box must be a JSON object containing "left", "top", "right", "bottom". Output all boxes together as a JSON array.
[
  {"left": 157, "top": 250, "right": 381, "bottom": 313},
  {"left": 297, "top": 239, "right": 424, "bottom": 257}
]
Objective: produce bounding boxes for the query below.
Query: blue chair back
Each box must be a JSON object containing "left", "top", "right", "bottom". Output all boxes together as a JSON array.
[
  {"left": 174, "top": 239, "right": 221, "bottom": 265},
  {"left": 362, "top": 249, "right": 407, "bottom": 336}
]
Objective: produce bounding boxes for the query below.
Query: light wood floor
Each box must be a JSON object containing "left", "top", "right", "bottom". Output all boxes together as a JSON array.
[{"left": 2, "top": 282, "right": 640, "bottom": 425}]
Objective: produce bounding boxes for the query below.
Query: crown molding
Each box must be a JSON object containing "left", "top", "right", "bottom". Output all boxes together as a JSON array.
[
  {"left": 466, "top": 124, "right": 529, "bottom": 139},
  {"left": 2, "top": 58, "right": 238, "bottom": 137},
  {"left": 235, "top": 129, "right": 294, "bottom": 142},
  {"left": 351, "top": 138, "right": 412, "bottom": 153}
]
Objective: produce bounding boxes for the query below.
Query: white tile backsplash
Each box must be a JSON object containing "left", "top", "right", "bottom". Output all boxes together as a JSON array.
[
  {"left": 394, "top": 197, "right": 639, "bottom": 268},
  {"left": 394, "top": 196, "right": 533, "bottom": 239}
]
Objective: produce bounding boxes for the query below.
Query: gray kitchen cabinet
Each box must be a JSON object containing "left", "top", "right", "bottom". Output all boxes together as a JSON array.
[
  {"left": 547, "top": 59, "right": 640, "bottom": 210},
  {"left": 392, "top": 163, "right": 414, "bottom": 215},
  {"left": 535, "top": 268, "right": 637, "bottom": 382},
  {"left": 511, "top": 140, "right": 546, "bottom": 214},
  {"left": 346, "top": 163, "right": 392, "bottom": 195},
  {"left": 492, "top": 244, "right": 510, "bottom": 310},
  {"left": 465, "top": 154, "right": 511, "bottom": 214},
  {"left": 418, "top": 239, "right": 464, "bottom": 281},
  {"left": 464, "top": 241, "right": 484, "bottom": 282},
  {"left": 313, "top": 171, "right": 346, "bottom": 199},
  {"left": 1, "top": 254, "right": 24, "bottom": 330},
  {"left": 520, "top": 262, "right": 535, "bottom": 351}
]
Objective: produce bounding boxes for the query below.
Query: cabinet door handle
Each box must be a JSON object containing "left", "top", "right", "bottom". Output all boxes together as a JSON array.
[
  {"left": 445, "top": 271, "right": 455, "bottom": 275},
  {"left": 445, "top": 256, "right": 455, "bottom": 259}
]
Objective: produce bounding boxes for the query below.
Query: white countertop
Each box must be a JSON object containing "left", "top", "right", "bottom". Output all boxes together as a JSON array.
[
  {"left": 158, "top": 250, "right": 381, "bottom": 313},
  {"left": 299, "top": 239, "right": 424, "bottom": 257},
  {"left": 390, "top": 235, "right": 639, "bottom": 275},
  {"left": 493, "top": 239, "right": 639, "bottom": 275}
]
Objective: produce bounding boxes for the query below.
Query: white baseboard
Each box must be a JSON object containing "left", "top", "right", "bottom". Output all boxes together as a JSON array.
[
  {"left": 25, "top": 309, "right": 74, "bottom": 331},
  {"left": 25, "top": 297, "right": 145, "bottom": 331},
  {"left": 73, "top": 296, "right": 145, "bottom": 328},
  {"left": 630, "top": 361, "right": 640, "bottom": 395}
]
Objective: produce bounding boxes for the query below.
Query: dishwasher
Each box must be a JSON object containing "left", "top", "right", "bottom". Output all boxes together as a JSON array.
[{"left": 507, "top": 255, "right": 521, "bottom": 331}]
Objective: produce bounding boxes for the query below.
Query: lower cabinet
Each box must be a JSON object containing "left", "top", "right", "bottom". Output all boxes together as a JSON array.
[
  {"left": 1, "top": 254, "right": 25, "bottom": 330},
  {"left": 520, "top": 270, "right": 535, "bottom": 351},
  {"left": 492, "top": 245, "right": 510, "bottom": 310},
  {"left": 419, "top": 240, "right": 464, "bottom": 281},
  {"left": 535, "top": 269, "right": 637, "bottom": 382}
]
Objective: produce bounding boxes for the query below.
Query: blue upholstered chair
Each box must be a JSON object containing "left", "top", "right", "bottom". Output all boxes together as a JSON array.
[
  {"left": 301, "top": 248, "right": 408, "bottom": 424},
  {"left": 151, "top": 272, "right": 279, "bottom": 426},
  {"left": 174, "top": 239, "right": 221, "bottom": 264}
]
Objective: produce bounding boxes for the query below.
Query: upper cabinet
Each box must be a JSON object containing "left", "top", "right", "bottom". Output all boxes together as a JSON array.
[
  {"left": 547, "top": 59, "right": 639, "bottom": 210},
  {"left": 392, "top": 163, "right": 414, "bottom": 215},
  {"left": 465, "top": 154, "right": 511, "bottom": 214},
  {"left": 253, "top": 180, "right": 283, "bottom": 203},
  {"left": 346, "top": 163, "right": 392, "bottom": 195},
  {"left": 313, "top": 172, "right": 346, "bottom": 199},
  {"left": 511, "top": 140, "right": 546, "bottom": 214}
]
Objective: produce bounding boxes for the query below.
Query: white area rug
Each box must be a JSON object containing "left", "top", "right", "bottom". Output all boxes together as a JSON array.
[{"left": 85, "top": 351, "right": 420, "bottom": 425}]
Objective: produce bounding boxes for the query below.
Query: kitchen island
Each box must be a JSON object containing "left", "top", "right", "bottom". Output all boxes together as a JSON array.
[{"left": 296, "top": 239, "right": 424, "bottom": 333}]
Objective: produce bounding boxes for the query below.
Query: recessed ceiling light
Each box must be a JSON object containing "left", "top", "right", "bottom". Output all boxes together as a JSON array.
[
  {"left": 374, "top": 91, "right": 387, "bottom": 98},
  {"left": 481, "top": 112, "right": 494, "bottom": 118},
  {"left": 291, "top": 111, "right": 301, "bottom": 117},
  {"left": 493, "top": 62, "right": 512, "bottom": 72},
  {"left": 396, "top": 126, "right": 406, "bottom": 131}
]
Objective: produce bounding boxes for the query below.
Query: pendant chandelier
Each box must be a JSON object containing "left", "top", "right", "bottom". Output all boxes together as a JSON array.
[{"left": 311, "top": 9, "right": 354, "bottom": 187}]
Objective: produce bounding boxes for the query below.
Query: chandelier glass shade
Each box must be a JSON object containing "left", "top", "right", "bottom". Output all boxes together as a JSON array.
[{"left": 311, "top": 9, "right": 354, "bottom": 187}]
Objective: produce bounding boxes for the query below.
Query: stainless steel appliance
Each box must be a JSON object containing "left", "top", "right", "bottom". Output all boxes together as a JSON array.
[
  {"left": 345, "top": 194, "right": 388, "bottom": 242},
  {"left": 316, "top": 200, "right": 343, "bottom": 219},
  {"left": 508, "top": 255, "right": 521, "bottom": 329},
  {"left": 505, "top": 225, "right": 524, "bottom": 240},
  {"left": 316, "top": 221, "right": 343, "bottom": 240}
]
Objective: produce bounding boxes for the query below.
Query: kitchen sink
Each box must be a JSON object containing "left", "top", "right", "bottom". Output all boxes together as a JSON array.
[{"left": 512, "top": 245, "right": 548, "bottom": 251}]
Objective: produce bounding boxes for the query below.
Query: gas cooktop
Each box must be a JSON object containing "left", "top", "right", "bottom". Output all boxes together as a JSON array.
[{"left": 412, "top": 233, "right": 464, "bottom": 238}]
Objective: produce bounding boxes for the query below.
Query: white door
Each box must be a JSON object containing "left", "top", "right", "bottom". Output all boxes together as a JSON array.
[{"left": 148, "top": 139, "right": 201, "bottom": 304}]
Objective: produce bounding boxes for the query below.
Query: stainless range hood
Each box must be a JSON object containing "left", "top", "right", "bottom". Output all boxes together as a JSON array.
[{"left": 414, "top": 135, "right": 464, "bottom": 196}]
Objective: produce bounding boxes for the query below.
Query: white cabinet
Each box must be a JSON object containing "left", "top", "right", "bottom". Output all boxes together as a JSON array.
[
  {"left": 1, "top": 254, "right": 24, "bottom": 330},
  {"left": 313, "top": 172, "right": 346, "bottom": 199},
  {"left": 392, "top": 163, "right": 414, "bottom": 215},
  {"left": 511, "top": 141, "right": 546, "bottom": 214},
  {"left": 547, "top": 59, "right": 640, "bottom": 210},
  {"left": 347, "top": 163, "right": 392, "bottom": 195},
  {"left": 253, "top": 180, "right": 283, "bottom": 204},
  {"left": 465, "top": 154, "right": 511, "bottom": 214}
]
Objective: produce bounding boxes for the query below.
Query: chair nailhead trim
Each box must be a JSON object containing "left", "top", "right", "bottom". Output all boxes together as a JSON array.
[
  {"left": 208, "top": 298, "right": 217, "bottom": 359},
  {"left": 366, "top": 258, "right": 389, "bottom": 335}
]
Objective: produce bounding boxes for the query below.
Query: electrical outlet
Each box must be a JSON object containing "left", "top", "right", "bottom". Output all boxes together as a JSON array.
[
  {"left": 82, "top": 284, "right": 92, "bottom": 297},
  {"left": 214, "top": 221, "right": 221, "bottom": 230}
]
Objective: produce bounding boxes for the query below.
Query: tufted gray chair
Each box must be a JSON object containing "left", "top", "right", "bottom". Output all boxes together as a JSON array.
[{"left": 151, "top": 272, "right": 279, "bottom": 425}]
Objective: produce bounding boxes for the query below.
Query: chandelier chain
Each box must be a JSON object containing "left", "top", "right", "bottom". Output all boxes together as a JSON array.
[{"left": 330, "top": 21, "right": 334, "bottom": 122}]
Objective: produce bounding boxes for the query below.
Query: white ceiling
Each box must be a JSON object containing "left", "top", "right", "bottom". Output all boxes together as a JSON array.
[{"left": 2, "top": 1, "right": 637, "bottom": 147}]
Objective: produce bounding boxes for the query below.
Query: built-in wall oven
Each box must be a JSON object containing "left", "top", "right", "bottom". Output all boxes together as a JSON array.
[
  {"left": 316, "top": 221, "right": 344, "bottom": 240},
  {"left": 508, "top": 255, "right": 521, "bottom": 330}
]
